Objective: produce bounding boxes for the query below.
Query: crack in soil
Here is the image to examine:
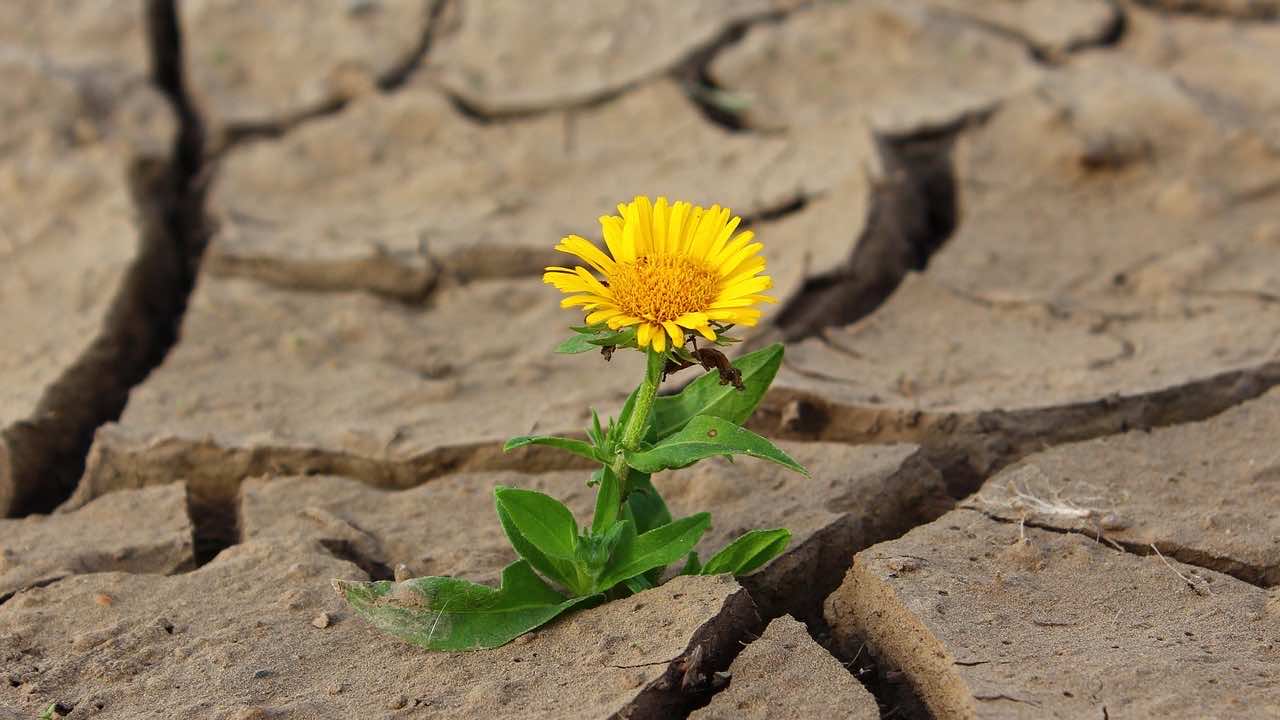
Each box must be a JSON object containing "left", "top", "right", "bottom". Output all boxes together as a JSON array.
[
  {"left": 753, "top": 356, "right": 1280, "bottom": 499},
  {"left": 1132, "top": 0, "right": 1280, "bottom": 20},
  {"left": 1, "top": 1, "right": 208, "bottom": 517},
  {"left": 219, "top": 0, "right": 452, "bottom": 148},
  {"left": 75, "top": 434, "right": 595, "bottom": 565},
  {"left": 768, "top": 129, "right": 959, "bottom": 344},
  {"left": 932, "top": 0, "right": 1128, "bottom": 65},
  {"left": 962, "top": 506, "right": 1273, "bottom": 590}
]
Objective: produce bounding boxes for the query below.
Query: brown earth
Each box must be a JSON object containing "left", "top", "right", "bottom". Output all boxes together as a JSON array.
[{"left": 4, "top": 1, "right": 1280, "bottom": 718}]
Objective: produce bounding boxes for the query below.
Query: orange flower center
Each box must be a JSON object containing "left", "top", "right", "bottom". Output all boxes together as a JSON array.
[{"left": 609, "top": 255, "right": 720, "bottom": 323}]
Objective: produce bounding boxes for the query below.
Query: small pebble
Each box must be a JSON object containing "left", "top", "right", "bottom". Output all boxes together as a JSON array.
[
  {"left": 311, "top": 612, "right": 331, "bottom": 629},
  {"left": 93, "top": 593, "right": 113, "bottom": 607}
]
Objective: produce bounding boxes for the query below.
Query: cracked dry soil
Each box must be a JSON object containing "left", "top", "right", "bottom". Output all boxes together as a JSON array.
[{"left": 2, "top": 1, "right": 1280, "bottom": 719}]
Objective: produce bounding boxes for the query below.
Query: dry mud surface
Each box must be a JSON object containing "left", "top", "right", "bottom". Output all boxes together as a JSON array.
[{"left": 4, "top": 1, "right": 1280, "bottom": 719}]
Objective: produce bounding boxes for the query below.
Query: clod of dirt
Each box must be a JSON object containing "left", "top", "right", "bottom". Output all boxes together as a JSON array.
[
  {"left": 928, "top": 54, "right": 1280, "bottom": 304},
  {"left": 758, "top": 273, "right": 1280, "bottom": 472},
  {"left": 0, "top": 485, "right": 193, "bottom": 603},
  {"left": 708, "top": 0, "right": 1041, "bottom": 135},
  {"left": 654, "top": 443, "right": 949, "bottom": 624},
  {"left": 825, "top": 508, "right": 1278, "bottom": 718},
  {"left": 967, "top": 386, "right": 1280, "bottom": 586},
  {"left": 691, "top": 615, "right": 878, "bottom": 720},
  {"left": 203, "top": 80, "right": 879, "bottom": 299},
  {"left": 241, "top": 441, "right": 949, "bottom": 624},
  {"left": 928, "top": 0, "right": 1121, "bottom": 57},
  {"left": 755, "top": 53, "right": 1280, "bottom": 478},
  {"left": 419, "top": 0, "right": 792, "bottom": 116},
  {"left": 0, "top": 17, "right": 180, "bottom": 516},
  {"left": 66, "top": 273, "right": 644, "bottom": 546},
  {"left": 0, "top": 540, "right": 760, "bottom": 719},
  {"left": 1121, "top": 4, "right": 1280, "bottom": 147},
  {"left": 179, "top": 0, "right": 436, "bottom": 136}
]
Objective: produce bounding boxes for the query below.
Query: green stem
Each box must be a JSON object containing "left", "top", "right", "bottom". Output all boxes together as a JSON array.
[{"left": 611, "top": 349, "right": 665, "bottom": 496}]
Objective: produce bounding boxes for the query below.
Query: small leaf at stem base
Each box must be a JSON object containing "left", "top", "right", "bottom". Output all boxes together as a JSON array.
[
  {"left": 334, "top": 560, "right": 594, "bottom": 651},
  {"left": 701, "top": 528, "right": 791, "bottom": 577}
]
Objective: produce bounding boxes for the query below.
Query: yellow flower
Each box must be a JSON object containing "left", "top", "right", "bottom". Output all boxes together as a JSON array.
[{"left": 544, "top": 196, "right": 776, "bottom": 353}]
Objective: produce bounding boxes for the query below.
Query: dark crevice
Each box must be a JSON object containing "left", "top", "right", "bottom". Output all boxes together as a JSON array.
[
  {"left": 317, "top": 539, "right": 395, "bottom": 582},
  {"left": 769, "top": 128, "right": 959, "bottom": 343},
  {"left": 0, "top": 1, "right": 208, "bottom": 516},
  {"left": 695, "top": 452, "right": 949, "bottom": 720},
  {"left": 625, "top": 586, "right": 764, "bottom": 719},
  {"left": 814, "top": 623, "right": 932, "bottom": 720},
  {"left": 81, "top": 437, "right": 597, "bottom": 567},
  {"left": 934, "top": 1, "right": 1128, "bottom": 65},
  {"left": 431, "top": 4, "right": 799, "bottom": 127},
  {"left": 220, "top": 0, "right": 451, "bottom": 147},
  {"left": 740, "top": 195, "right": 808, "bottom": 228},
  {"left": 1098, "top": 1, "right": 1131, "bottom": 48},
  {"left": 672, "top": 20, "right": 758, "bottom": 132},
  {"left": 1131, "top": 0, "right": 1279, "bottom": 20},
  {"left": 754, "top": 355, "right": 1280, "bottom": 502},
  {"left": 0, "top": 575, "right": 66, "bottom": 609}
]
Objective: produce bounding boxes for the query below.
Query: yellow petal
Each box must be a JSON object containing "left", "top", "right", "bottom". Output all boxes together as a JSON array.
[
  {"left": 652, "top": 325, "right": 667, "bottom": 352},
  {"left": 586, "top": 308, "right": 624, "bottom": 325},
  {"left": 688, "top": 205, "right": 725, "bottom": 259},
  {"left": 599, "top": 215, "right": 631, "bottom": 263},
  {"left": 557, "top": 235, "right": 616, "bottom": 275},
  {"left": 718, "top": 275, "right": 773, "bottom": 301},
  {"left": 573, "top": 267, "right": 613, "bottom": 298},
  {"left": 543, "top": 270, "right": 594, "bottom": 293},
  {"left": 718, "top": 243, "right": 764, "bottom": 279},
  {"left": 663, "top": 321, "right": 684, "bottom": 348},
  {"left": 673, "top": 312, "right": 711, "bottom": 328},
  {"left": 652, "top": 197, "right": 669, "bottom": 256},
  {"left": 561, "top": 294, "right": 613, "bottom": 309},
  {"left": 608, "top": 314, "right": 643, "bottom": 329},
  {"left": 720, "top": 256, "right": 767, "bottom": 288},
  {"left": 706, "top": 214, "right": 742, "bottom": 260},
  {"left": 712, "top": 231, "right": 756, "bottom": 270},
  {"left": 668, "top": 201, "right": 690, "bottom": 255},
  {"left": 637, "top": 323, "right": 653, "bottom": 348}
]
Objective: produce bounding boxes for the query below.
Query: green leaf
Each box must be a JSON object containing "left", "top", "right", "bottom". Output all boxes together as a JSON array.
[
  {"left": 495, "top": 501, "right": 578, "bottom": 592},
  {"left": 625, "top": 474, "right": 672, "bottom": 534},
  {"left": 597, "top": 513, "right": 711, "bottom": 590},
  {"left": 494, "top": 487, "right": 579, "bottom": 559},
  {"left": 334, "top": 560, "right": 591, "bottom": 651},
  {"left": 555, "top": 334, "right": 600, "bottom": 354},
  {"left": 614, "top": 387, "right": 640, "bottom": 444},
  {"left": 587, "top": 327, "right": 638, "bottom": 348},
  {"left": 588, "top": 410, "right": 605, "bottom": 447},
  {"left": 591, "top": 465, "right": 622, "bottom": 534},
  {"left": 625, "top": 415, "right": 809, "bottom": 476},
  {"left": 623, "top": 474, "right": 674, "bottom": 585},
  {"left": 701, "top": 529, "right": 790, "bottom": 576},
  {"left": 649, "top": 344, "right": 783, "bottom": 439},
  {"left": 503, "top": 435, "right": 603, "bottom": 463},
  {"left": 679, "top": 551, "right": 702, "bottom": 576},
  {"left": 624, "top": 575, "right": 654, "bottom": 594}
]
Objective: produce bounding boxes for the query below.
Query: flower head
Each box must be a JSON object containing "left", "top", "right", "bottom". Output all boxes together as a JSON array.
[{"left": 544, "top": 196, "right": 776, "bottom": 352}]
